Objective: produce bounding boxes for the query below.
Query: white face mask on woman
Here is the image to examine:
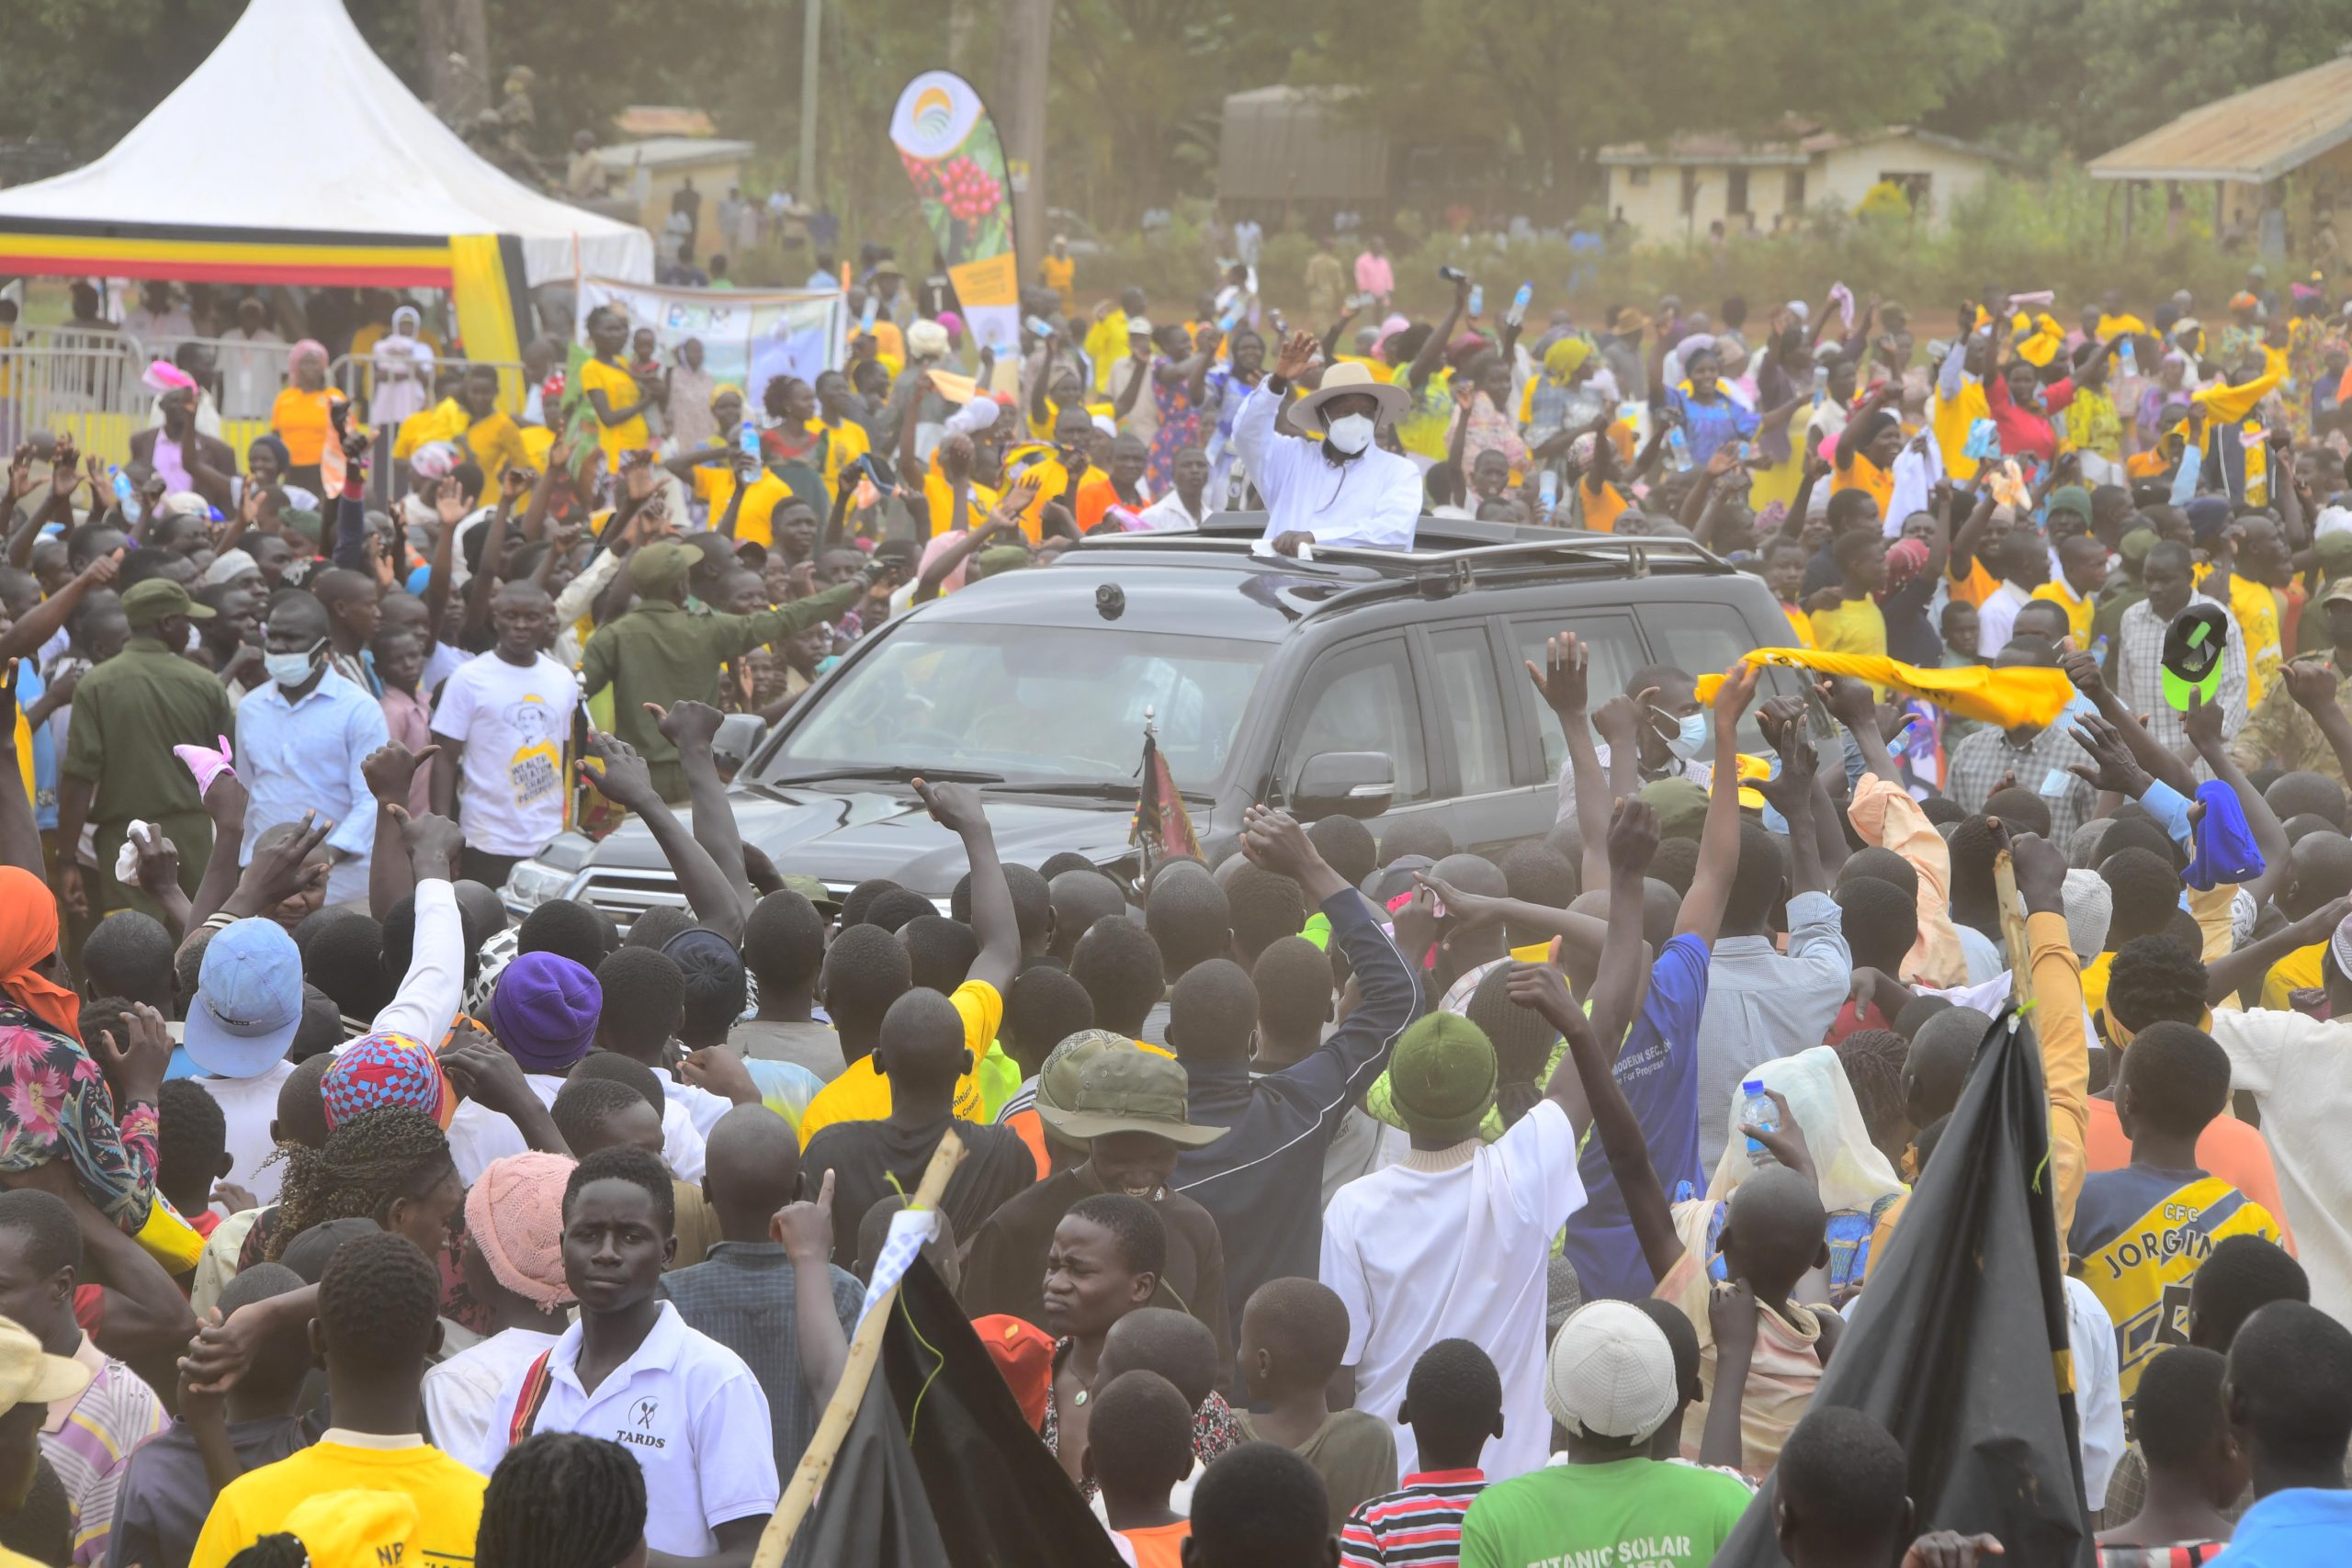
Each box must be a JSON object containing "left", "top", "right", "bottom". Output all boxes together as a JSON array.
[{"left": 1325, "top": 412, "right": 1375, "bottom": 456}]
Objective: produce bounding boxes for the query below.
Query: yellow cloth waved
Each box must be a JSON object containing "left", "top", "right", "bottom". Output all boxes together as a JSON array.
[
  {"left": 2192, "top": 346, "right": 2287, "bottom": 424},
  {"left": 1693, "top": 648, "right": 2077, "bottom": 729}
]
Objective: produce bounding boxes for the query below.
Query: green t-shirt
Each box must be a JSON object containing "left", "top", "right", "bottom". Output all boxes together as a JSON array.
[{"left": 1457, "top": 1457, "right": 1752, "bottom": 1568}]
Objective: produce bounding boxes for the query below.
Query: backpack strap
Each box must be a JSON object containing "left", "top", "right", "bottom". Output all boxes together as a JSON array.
[{"left": 509, "top": 1350, "right": 555, "bottom": 1446}]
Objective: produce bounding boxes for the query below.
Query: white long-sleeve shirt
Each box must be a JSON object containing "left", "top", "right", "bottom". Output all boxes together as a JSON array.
[
  {"left": 371, "top": 877, "right": 463, "bottom": 1049},
  {"left": 1231, "top": 382, "right": 1421, "bottom": 550}
]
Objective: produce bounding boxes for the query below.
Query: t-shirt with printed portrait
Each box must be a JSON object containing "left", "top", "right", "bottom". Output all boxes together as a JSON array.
[{"left": 430, "top": 649, "right": 582, "bottom": 857}]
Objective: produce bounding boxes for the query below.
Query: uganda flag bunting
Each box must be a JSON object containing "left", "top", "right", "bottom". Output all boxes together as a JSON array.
[
  {"left": 1710, "top": 1007, "right": 2096, "bottom": 1567},
  {"left": 790, "top": 1258, "right": 1125, "bottom": 1568}
]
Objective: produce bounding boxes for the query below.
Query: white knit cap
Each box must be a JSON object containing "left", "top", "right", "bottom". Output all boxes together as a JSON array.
[
  {"left": 2061, "top": 869, "right": 2113, "bottom": 964},
  {"left": 1544, "top": 1300, "right": 1679, "bottom": 1442}
]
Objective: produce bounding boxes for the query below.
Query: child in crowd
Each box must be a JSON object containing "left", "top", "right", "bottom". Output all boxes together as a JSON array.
[
  {"left": 1085, "top": 1370, "right": 1195, "bottom": 1567},
  {"left": 1233, "top": 1277, "right": 1397, "bottom": 1531},
  {"left": 1340, "top": 1339, "right": 1501, "bottom": 1568}
]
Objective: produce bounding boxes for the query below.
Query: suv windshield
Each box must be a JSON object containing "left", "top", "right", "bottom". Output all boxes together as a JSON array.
[{"left": 762, "top": 621, "right": 1271, "bottom": 792}]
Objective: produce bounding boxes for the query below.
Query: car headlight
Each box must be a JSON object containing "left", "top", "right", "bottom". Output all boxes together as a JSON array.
[{"left": 502, "top": 857, "right": 580, "bottom": 910}]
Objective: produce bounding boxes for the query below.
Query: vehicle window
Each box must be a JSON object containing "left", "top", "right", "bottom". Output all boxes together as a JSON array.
[
  {"left": 1426, "top": 626, "right": 1512, "bottom": 796},
  {"left": 1285, "top": 638, "right": 1429, "bottom": 804},
  {"left": 1511, "top": 613, "right": 1645, "bottom": 780},
  {"left": 1635, "top": 600, "right": 1804, "bottom": 750},
  {"left": 766, "top": 622, "right": 1269, "bottom": 789}
]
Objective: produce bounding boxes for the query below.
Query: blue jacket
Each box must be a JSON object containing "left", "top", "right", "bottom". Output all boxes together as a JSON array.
[{"left": 1173, "top": 888, "right": 1419, "bottom": 1332}]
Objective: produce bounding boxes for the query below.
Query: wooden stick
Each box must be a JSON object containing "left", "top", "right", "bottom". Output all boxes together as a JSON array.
[
  {"left": 752, "top": 1127, "right": 967, "bottom": 1568},
  {"left": 1994, "top": 847, "right": 2031, "bottom": 1006}
]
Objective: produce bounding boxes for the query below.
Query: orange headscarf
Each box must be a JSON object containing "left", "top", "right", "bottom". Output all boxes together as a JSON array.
[{"left": 0, "top": 867, "right": 80, "bottom": 1042}]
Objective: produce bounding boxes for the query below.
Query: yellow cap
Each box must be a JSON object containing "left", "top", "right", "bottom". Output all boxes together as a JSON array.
[{"left": 0, "top": 1314, "right": 90, "bottom": 1416}]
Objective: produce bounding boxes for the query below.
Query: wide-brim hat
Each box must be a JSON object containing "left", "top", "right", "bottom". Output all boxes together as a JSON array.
[
  {"left": 1292, "top": 361, "right": 1410, "bottom": 438},
  {"left": 1037, "top": 1049, "right": 1227, "bottom": 1148}
]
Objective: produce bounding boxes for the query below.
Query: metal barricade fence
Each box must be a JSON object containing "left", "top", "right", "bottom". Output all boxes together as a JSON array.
[{"left": 0, "top": 328, "right": 523, "bottom": 468}]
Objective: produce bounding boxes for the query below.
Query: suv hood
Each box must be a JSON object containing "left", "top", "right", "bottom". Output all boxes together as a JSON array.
[{"left": 585, "top": 784, "right": 1141, "bottom": 896}]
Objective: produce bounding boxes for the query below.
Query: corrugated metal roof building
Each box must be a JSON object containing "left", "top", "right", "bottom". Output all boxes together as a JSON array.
[
  {"left": 1216, "top": 86, "right": 1388, "bottom": 206},
  {"left": 2088, "top": 55, "right": 2352, "bottom": 184}
]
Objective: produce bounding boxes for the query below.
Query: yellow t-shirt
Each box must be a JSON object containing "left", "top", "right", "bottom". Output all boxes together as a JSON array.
[
  {"left": 1085, "top": 311, "right": 1131, "bottom": 393},
  {"left": 1780, "top": 602, "right": 1818, "bottom": 649},
  {"left": 810, "top": 415, "right": 871, "bottom": 496},
  {"left": 2232, "top": 572, "right": 2284, "bottom": 709},
  {"left": 692, "top": 462, "right": 793, "bottom": 549},
  {"left": 1003, "top": 448, "right": 1104, "bottom": 544},
  {"left": 1945, "top": 557, "right": 2000, "bottom": 608},
  {"left": 1930, "top": 382, "right": 1989, "bottom": 482},
  {"left": 189, "top": 1438, "right": 487, "bottom": 1568},
  {"left": 1390, "top": 366, "right": 1453, "bottom": 462},
  {"left": 1041, "top": 254, "right": 1077, "bottom": 310},
  {"left": 2029, "top": 580, "right": 2096, "bottom": 643},
  {"left": 797, "top": 979, "right": 1005, "bottom": 1143},
  {"left": 922, "top": 469, "right": 1004, "bottom": 536},
  {"left": 2260, "top": 940, "right": 2326, "bottom": 1012},
  {"left": 269, "top": 386, "right": 340, "bottom": 468},
  {"left": 578, "top": 355, "right": 650, "bottom": 467},
  {"left": 394, "top": 398, "right": 533, "bottom": 483},
  {"left": 1808, "top": 597, "right": 1887, "bottom": 660},
  {"left": 1833, "top": 451, "right": 1895, "bottom": 520},
  {"left": 2080, "top": 951, "right": 2114, "bottom": 1025}
]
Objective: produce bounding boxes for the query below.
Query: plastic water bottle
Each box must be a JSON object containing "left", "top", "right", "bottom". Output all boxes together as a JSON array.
[
  {"left": 1467, "top": 284, "right": 1484, "bottom": 319},
  {"left": 2119, "top": 338, "right": 2138, "bottom": 379},
  {"left": 1538, "top": 468, "right": 1559, "bottom": 520},
  {"left": 1741, "top": 1079, "right": 1778, "bottom": 1167},
  {"left": 111, "top": 468, "right": 132, "bottom": 507},
  {"left": 1665, "top": 424, "right": 1692, "bottom": 472},
  {"left": 738, "top": 419, "right": 762, "bottom": 462},
  {"left": 1811, "top": 364, "right": 1828, "bottom": 408},
  {"left": 1508, "top": 282, "right": 1533, "bottom": 328}
]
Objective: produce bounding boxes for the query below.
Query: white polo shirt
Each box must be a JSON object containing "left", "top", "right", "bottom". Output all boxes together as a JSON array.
[{"left": 478, "top": 1302, "right": 778, "bottom": 1556}]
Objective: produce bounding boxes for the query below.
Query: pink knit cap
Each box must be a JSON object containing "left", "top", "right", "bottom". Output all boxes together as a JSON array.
[{"left": 463, "top": 1152, "right": 577, "bottom": 1310}]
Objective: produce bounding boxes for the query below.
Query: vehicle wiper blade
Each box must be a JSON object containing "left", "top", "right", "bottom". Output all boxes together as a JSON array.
[
  {"left": 766, "top": 764, "right": 1004, "bottom": 786},
  {"left": 986, "top": 779, "right": 1214, "bottom": 803}
]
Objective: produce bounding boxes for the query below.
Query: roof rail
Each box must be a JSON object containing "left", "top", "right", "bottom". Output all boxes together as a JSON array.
[{"left": 1069, "top": 519, "right": 1733, "bottom": 584}]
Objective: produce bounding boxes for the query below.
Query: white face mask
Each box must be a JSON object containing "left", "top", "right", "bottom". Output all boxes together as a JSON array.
[{"left": 1325, "top": 413, "right": 1375, "bottom": 456}]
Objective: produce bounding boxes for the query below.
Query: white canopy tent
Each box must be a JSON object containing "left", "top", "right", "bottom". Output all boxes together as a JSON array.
[{"left": 0, "top": 0, "right": 652, "bottom": 288}]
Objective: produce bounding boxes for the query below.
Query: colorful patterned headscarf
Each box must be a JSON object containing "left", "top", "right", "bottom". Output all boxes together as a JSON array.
[{"left": 321, "top": 1033, "right": 457, "bottom": 1130}]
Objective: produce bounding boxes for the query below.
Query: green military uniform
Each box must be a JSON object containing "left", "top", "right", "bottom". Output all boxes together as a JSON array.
[
  {"left": 62, "top": 610, "right": 235, "bottom": 920},
  {"left": 580, "top": 544, "right": 865, "bottom": 801}
]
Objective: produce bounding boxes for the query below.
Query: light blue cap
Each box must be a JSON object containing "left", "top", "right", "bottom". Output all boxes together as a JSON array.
[{"left": 183, "top": 918, "right": 303, "bottom": 1077}]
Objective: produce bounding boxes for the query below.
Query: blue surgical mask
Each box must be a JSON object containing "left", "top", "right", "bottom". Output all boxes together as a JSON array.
[{"left": 1654, "top": 705, "right": 1709, "bottom": 760}]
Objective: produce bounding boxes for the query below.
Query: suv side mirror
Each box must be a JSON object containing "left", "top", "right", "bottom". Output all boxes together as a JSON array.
[
  {"left": 711, "top": 712, "right": 767, "bottom": 774},
  {"left": 1294, "top": 750, "right": 1395, "bottom": 820}
]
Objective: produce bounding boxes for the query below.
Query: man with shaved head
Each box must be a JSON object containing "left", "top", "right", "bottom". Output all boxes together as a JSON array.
[
  {"left": 662, "top": 1103, "right": 865, "bottom": 1478},
  {"left": 798, "top": 987, "right": 1037, "bottom": 1263},
  {"left": 430, "top": 577, "right": 582, "bottom": 888},
  {"left": 1048, "top": 870, "right": 1127, "bottom": 965},
  {"left": 236, "top": 587, "right": 387, "bottom": 904}
]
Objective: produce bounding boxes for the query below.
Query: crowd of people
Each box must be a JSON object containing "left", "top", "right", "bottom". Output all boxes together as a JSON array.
[{"left": 0, "top": 219, "right": 2342, "bottom": 1568}]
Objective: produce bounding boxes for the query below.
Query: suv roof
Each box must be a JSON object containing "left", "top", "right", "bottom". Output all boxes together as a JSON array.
[{"left": 927, "top": 514, "right": 1744, "bottom": 641}]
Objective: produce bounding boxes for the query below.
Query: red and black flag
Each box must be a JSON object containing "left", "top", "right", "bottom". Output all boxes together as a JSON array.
[
  {"left": 1710, "top": 1007, "right": 2096, "bottom": 1566},
  {"left": 1132, "top": 723, "right": 1200, "bottom": 874},
  {"left": 789, "top": 1258, "right": 1124, "bottom": 1568}
]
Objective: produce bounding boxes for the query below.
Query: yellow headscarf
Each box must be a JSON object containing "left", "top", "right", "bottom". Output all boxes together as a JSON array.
[
  {"left": 710, "top": 381, "right": 746, "bottom": 409},
  {"left": 1544, "top": 338, "right": 1593, "bottom": 381}
]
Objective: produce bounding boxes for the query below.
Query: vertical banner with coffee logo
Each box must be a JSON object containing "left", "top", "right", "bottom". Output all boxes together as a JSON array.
[{"left": 889, "top": 71, "right": 1019, "bottom": 354}]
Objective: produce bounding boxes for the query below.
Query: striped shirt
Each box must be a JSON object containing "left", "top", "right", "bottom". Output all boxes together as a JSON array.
[
  {"left": 42, "top": 1334, "right": 167, "bottom": 1566},
  {"left": 1340, "top": 1470, "right": 1487, "bottom": 1568}
]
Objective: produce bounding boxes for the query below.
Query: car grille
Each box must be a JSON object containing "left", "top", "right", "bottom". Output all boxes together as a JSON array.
[{"left": 573, "top": 865, "right": 692, "bottom": 928}]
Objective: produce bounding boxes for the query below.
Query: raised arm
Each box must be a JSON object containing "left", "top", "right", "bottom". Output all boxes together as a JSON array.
[
  {"left": 1406, "top": 276, "right": 1468, "bottom": 391},
  {"left": 652, "top": 701, "right": 756, "bottom": 923},
  {"left": 1675, "top": 663, "right": 1757, "bottom": 943},
  {"left": 2006, "top": 827, "right": 2087, "bottom": 1240},
  {"left": 0, "top": 665, "right": 40, "bottom": 877},
  {"left": 368, "top": 811, "right": 468, "bottom": 1048},
  {"left": 0, "top": 549, "right": 119, "bottom": 662},
  {"left": 1244, "top": 805, "right": 1417, "bottom": 1097},
  {"left": 360, "top": 743, "right": 434, "bottom": 919},
  {"left": 1585, "top": 793, "right": 1660, "bottom": 1060},
  {"left": 913, "top": 777, "right": 1018, "bottom": 995},
  {"left": 2182, "top": 684, "right": 2291, "bottom": 908},
  {"left": 1528, "top": 633, "right": 1612, "bottom": 889},
  {"left": 2207, "top": 894, "right": 2352, "bottom": 1005},
  {"left": 580, "top": 733, "right": 747, "bottom": 944}
]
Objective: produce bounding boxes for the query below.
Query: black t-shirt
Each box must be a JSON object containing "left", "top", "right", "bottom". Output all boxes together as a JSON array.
[{"left": 800, "top": 1115, "right": 1037, "bottom": 1262}]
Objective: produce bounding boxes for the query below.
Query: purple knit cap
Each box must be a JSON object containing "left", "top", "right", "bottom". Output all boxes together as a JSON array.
[{"left": 487, "top": 951, "right": 604, "bottom": 1073}]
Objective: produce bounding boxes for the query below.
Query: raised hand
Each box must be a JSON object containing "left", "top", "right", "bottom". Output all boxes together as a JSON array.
[
  {"left": 127, "top": 823, "right": 180, "bottom": 901},
  {"left": 1506, "top": 960, "right": 1577, "bottom": 1034},
  {"left": 2282, "top": 657, "right": 2341, "bottom": 717},
  {"left": 1606, "top": 793, "right": 1662, "bottom": 882},
  {"left": 772, "top": 1167, "right": 836, "bottom": 1263},
  {"left": 1238, "top": 803, "right": 1323, "bottom": 884},
  {"left": 435, "top": 476, "right": 468, "bottom": 526},
  {"left": 1711, "top": 660, "right": 1759, "bottom": 728},
  {"left": 1524, "top": 632, "right": 1589, "bottom": 722},
  {"left": 386, "top": 803, "right": 465, "bottom": 881},
  {"left": 1815, "top": 674, "right": 1878, "bottom": 730},
  {"left": 92, "top": 1002, "right": 173, "bottom": 1106},
  {"left": 911, "top": 775, "right": 987, "bottom": 837},
  {"left": 2064, "top": 711, "right": 2152, "bottom": 797},
  {"left": 582, "top": 731, "right": 658, "bottom": 810},
  {"left": 2060, "top": 649, "right": 2106, "bottom": 701},
  {"left": 360, "top": 741, "right": 437, "bottom": 807},
  {"left": 1272, "top": 329, "right": 1318, "bottom": 381},
  {"left": 236, "top": 810, "right": 333, "bottom": 907},
  {"left": 648, "top": 699, "right": 725, "bottom": 754}
]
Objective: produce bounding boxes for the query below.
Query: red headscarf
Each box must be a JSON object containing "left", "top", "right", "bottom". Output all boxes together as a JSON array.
[{"left": 0, "top": 867, "right": 81, "bottom": 1041}]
